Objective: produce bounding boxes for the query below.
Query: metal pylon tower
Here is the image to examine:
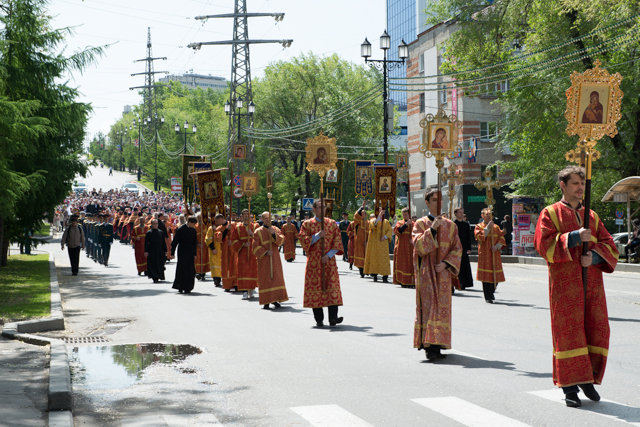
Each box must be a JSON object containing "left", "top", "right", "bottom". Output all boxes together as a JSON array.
[
  {"left": 188, "top": 1, "right": 292, "bottom": 182},
  {"left": 130, "top": 27, "right": 167, "bottom": 191}
]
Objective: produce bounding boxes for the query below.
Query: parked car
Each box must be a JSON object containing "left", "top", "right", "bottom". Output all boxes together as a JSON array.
[
  {"left": 121, "top": 182, "right": 140, "bottom": 195},
  {"left": 72, "top": 181, "right": 87, "bottom": 194},
  {"left": 612, "top": 232, "right": 630, "bottom": 255}
]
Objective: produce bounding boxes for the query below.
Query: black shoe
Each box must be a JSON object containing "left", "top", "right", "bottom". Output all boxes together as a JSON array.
[
  {"left": 382, "top": 276, "right": 388, "bottom": 283},
  {"left": 138, "top": 272, "right": 142, "bottom": 276},
  {"left": 179, "top": 290, "right": 183, "bottom": 294},
  {"left": 578, "top": 383, "right": 600, "bottom": 401},
  {"left": 273, "top": 301, "right": 281, "bottom": 308},
  {"left": 349, "top": 264, "right": 353, "bottom": 270},
  {"left": 329, "top": 317, "right": 343, "bottom": 326},
  {"left": 373, "top": 275, "right": 378, "bottom": 282},
  {"left": 452, "top": 287, "right": 455, "bottom": 295},
  {"left": 224, "top": 288, "right": 231, "bottom": 292},
  {"left": 153, "top": 278, "right": 159, "bottom": 283},
  {"left": 486, "top": 299, "right": 494, "bottom": 304},
  {"left": 315, "top": 321, "right": 324, "bottom": 328},
  {"left": 426, "top": 347, "right": 438, "bottom": 361},
  {"left": 564, "top": 392, "right": 582, "bottom": 407},
  {"left": 263, "top": 304, "right": 270, "bottom": 310}
]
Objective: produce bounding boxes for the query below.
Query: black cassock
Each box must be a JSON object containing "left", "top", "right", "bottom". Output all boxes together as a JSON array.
[
  {"left": 454, "top": 219, "right": 474, "bottom": 288},
  {"left": 145, "top": 228, "right": 167, "bottom": 282},
  {"left": 171, "top": 224, "right": 197, "bottom": 293}
]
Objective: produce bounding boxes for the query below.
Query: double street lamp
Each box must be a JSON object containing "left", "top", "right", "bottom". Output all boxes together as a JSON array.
[
  {"left": 361, "top": 30, "right": 408, "bottom": 165},
  {"left": 225, "top": 98, "right": 255, "bottom": 212},
  {"left": 175, "top": 120, "right": 197, "bottom": 154}
]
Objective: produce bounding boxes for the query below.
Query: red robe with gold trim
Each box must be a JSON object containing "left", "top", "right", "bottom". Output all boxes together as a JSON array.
[
  {"left": 216, "top": 222, "right": 237, "bottom": 289},
  {"left": 253, "top": 226, "right": 288, "bottom": 305},
  {"left": 231, "top": 222, "right": 258, "bottom": 291},
  {"left": 299, "top": 217, "right": 343, "bottom": 308},
  {"left": 474, "top": 222, "right": 506, "bottom": 283},
  {"left": 131, "top": 224, "right": 147, "bottom": 273},
  {"left": 346, "top": 221, "right": 355, "bottom": 263},
  {"left": 412, "top": 217, "right": 461, "bottom": 350},
  {"left": 534, "top": 201, "right": 618, "bottom": 387},
  {"left": 281, "top": 222, "right": 297, "bottom": 261},
  {"left": 393, "top": 220, "right": 414, "bottom": 285}
]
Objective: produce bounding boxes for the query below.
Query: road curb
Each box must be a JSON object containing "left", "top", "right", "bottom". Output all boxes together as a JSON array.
[{"left": 1, "top": 251, "right": 73, "bottom": 425}]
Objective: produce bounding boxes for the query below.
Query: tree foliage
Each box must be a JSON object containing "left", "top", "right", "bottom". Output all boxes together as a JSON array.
[
  {"left": 427, "top": 0, "right": 640, "bottom": 224},
  {"left": 0, "top": 0, "right": 103, "bottom": 265},
  {"left": 92, "top": 53, "right": 389, "bottom": 217}
]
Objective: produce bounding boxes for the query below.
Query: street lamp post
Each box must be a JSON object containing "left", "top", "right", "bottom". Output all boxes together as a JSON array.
[
  {"left": 175, "top": 120, "right": 197, "bottom": 154},
  {"left": 225, "top": 99, "right": 255, "bottom": 213},
  {"left": 134, "top": 117, "right": 141, "bottom": 181},
  {"left": 150, "top": 114, "right": 164, "bottom": 192},
  {"left": 361, "top": 31, "right": 408, "bottom": 165},
  {"left": 118, "top": 130, "right": 124, "bottom": 172}
]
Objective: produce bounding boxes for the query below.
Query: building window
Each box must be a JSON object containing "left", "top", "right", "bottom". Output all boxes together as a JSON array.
[
  {"left": 496, "top": 80, "right": 509, "bottom": 93},
  {"left": 420, "top": 171, "right": 426, "bottom": 189},
  {"left": 419, "top": 93, "right": 425, "bottom": 113},
  {"left": 438, "top": 85, "right": 447, "bottom": 105},
  {"left": 480, "top": 122, "right": 498, "bottom": 142},
  {"left": 419, "top": 52, "right": 424, "bottom": 75}
]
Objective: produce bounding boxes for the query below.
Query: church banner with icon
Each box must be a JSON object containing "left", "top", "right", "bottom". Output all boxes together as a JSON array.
[
  {"left": 324, "top": 159, "right": 345, "bottom": 210},
  {"left": 375, "top": 166, "right": 396, "bottom": 214},
  {"left": 354, "top": 160, "right": 374, "bottom": 198},
  {"left": 194, "top": 169, "right": 225, "bottom": 223},
  {"left": 182, "top": 155, "right": 209, "bottom": 203}
]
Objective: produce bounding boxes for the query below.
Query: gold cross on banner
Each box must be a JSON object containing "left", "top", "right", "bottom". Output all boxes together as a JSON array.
[
  {"left": 565, "top": 138, "right": 601, "bottom": 180},
  {"left": 474, "top": 168, "right": 500, "bottom": 208},
  {"left": 442, "top": 164, "right": 464, "bottom": 218}
]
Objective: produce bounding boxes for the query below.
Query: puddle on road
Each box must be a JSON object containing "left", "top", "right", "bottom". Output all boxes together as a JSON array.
[{"left": 69, "top": 343, "right": 202, "bottom": 389}]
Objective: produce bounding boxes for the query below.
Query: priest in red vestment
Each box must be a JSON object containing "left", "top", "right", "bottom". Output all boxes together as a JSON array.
[
  {"left": 253, "top": 212, "right": 289, "bottom": 309},
  {"left": 534, "top": 165, "right": 618, "bottom": 408},
  {"left": 412, "top": 190, "right": 461, "bottom": 360},
  {"left": 281, "top": 216, "right": 298, "bottom": 262},
  {"left": 130, "top": 215, "right": 147, "bottom": 275},
  {"left": 216, "top": 212, "right": 237, "bottom": 291},
  {"left": 474, "top": 207, "right": 506, "bottom": 303},
  {"left": 393, "top": 207, "right": 414, "bottom": 287},
  {"left": 231, "top": 209, "right": 258, "bottom": 300},
  {"left": 299, "top": 200, "right": 344, "bottom": 327}
]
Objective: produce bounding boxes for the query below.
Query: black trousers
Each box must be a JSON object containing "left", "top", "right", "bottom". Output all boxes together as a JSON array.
[
  {"left": 312, "top": 305, "right": 339, "bottom": 323},
  {"left": 101, "top": 244, "right": 110, "bottom": 265},
  {"left": 482, "top": 282, "right": 496, "bottom": 301},
  {"left": 68, "top": 246, "right": 81, "bottom": 274}
]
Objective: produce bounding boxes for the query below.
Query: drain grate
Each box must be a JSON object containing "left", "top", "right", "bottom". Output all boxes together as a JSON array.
[{"left": 64, "top": 336, "right": 109, "bottom": 344}]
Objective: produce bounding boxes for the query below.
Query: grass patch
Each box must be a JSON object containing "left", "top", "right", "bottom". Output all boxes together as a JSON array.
[
  {"left": 34, "top": 223, "right": 51, "bottom": 236},
  {"left": 0, "top": 254, "right": 51, "bottom": 322},
  {"left": 139, "top": 178, "right": 170, "bottom": 192}
]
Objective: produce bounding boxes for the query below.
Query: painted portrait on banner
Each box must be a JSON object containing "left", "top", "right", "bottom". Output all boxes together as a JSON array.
[
  {"left": 395, "top": 154, "right": 408, "bottom": 170},
  {"left": 354, "top": 161, "right": 374, "bottom": 197},
  {"left": 427, "top": 123, "right": 453, "bottom": 152},
  {"left": 312, "top": 145, "right": 329, "bottom": 164},
  {"left": 233, "top": 144, "right": 246, "bottom": 160},
  {"left": 378, "top": 176, "right": 392, "bottom": 194},
  {"left": 203, "top": 181, "right": 218, "bottom": 200},
  {"left": 578, "top": 84, "right": 610, "bottom": 124},
  {"left": 326, "top": 168, "right": 338, "bottom": 183}
]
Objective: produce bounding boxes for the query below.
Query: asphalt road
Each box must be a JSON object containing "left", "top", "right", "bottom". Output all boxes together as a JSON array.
[{"left": 46, "top": 167, "right": 640, "bottom": 426}]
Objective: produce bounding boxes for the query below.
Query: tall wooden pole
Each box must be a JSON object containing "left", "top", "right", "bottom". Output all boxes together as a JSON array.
[{"left": 320, "top": 180, "right": 326, "bottom": 291}]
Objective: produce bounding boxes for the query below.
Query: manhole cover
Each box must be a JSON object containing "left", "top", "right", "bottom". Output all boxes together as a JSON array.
[{"left": 64, "top": 336, "right": 109, "bottom": 344}]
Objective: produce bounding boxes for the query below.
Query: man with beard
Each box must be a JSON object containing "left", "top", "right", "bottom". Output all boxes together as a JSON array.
[
  {"left": 144, "top": 218, "right": 167, "bottom": 283},
  {"left": 171, "top": 216, "right": 198, "bottom": 294}
]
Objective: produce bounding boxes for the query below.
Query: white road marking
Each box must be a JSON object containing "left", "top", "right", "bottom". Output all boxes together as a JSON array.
[
  {"left": 121, "top": 413, "right": 223, "bottom": 426},
  {"left": 528, "top": 389, "right": 640, "bottom": 426},
  {"left": 412, "top": 396, "right": 531, "bottom": 427},
  {"left": 290, "top": 404, "right": 374, "bottom": 427}
]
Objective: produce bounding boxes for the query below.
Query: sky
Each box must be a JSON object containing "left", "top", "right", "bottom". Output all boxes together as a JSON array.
[{"left": 49, "top": 0, "right": 387, "bottom": 140}]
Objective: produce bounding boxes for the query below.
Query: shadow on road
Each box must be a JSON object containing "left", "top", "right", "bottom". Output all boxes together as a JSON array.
[{"left": 423, "top": 353, "right": 553, "bottom": 379}]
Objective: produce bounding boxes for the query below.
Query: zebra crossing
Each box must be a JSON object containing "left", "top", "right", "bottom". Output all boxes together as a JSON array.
[{"left": 288, "top": 391, "right": 639, "bottom": 427}]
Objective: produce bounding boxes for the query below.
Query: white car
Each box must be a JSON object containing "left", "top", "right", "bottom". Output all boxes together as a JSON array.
[
  {"left": 72, "top": 181, "right": 87, "bottom": 194},
  {"left": 121, "top": 183, "right": 140, "bottom": 195}
]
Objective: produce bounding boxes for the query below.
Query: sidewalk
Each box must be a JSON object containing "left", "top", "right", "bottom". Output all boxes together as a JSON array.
[{"left": 0, "top": 334, "right": 48, "bottom": 426}]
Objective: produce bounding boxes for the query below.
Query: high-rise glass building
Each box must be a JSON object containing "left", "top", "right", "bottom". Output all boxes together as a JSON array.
[{"left": 387, "top": 0, "right": 431, "bottom": 111}]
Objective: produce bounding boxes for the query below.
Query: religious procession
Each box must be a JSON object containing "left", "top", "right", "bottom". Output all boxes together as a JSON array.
[{"left": 6, "top": 2, "right": 640, "bottom": 425}]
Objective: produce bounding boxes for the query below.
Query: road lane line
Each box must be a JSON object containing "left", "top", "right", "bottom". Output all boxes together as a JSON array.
[
  {"left": 290, "top": 404, "right": 373, "bottom": 427},
  {"left": 528, "top": 389, "right": 640, "bottom": 426},
  {"left": 412, "top": 396, "right": 531, "bottom": 426}
]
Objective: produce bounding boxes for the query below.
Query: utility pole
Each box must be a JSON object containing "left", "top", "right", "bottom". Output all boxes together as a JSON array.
[
  {"left": 188, "top": 0, "right": 292, "bottom": 213},
  {"left": 130, "top": 27, "right": 168, "bottom": 191}
]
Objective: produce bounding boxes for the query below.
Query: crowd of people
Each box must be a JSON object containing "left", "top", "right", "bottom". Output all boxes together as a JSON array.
[{"left": 56, "top": 165, "right": 621, "bottom": 407}]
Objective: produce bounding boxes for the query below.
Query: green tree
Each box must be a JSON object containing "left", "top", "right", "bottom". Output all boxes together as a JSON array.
[
  {"left": 0, "top": 0, "right": 103, "bottom": 265},
  {"left": 250, "top": 53, "right": 384, "bottom": 216},
  {"left": 427, "top": 0, "right": 640, "bottom": 224}
]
